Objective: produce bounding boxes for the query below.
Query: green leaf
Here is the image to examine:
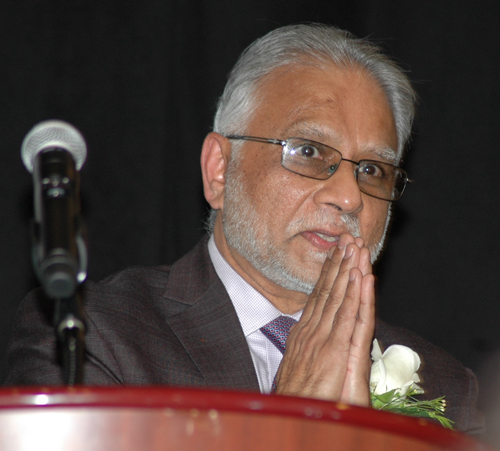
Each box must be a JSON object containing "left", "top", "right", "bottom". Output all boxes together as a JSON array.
[{"left": 370, "top": 389, "right": 454, "bottom": 429}]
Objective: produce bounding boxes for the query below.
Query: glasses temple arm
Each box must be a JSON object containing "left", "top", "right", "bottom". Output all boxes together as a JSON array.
[{"left": 225, "top": 135, "right": 285, "bottom": 146}]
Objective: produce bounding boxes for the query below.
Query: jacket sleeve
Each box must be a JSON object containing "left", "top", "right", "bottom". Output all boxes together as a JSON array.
[{"left": 3, "top": 288, "right": 121, "bottom": 386}]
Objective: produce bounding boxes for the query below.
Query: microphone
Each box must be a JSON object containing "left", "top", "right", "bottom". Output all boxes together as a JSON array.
[{"left": 21, "top": 120, "right": 88, "bottom": 299}]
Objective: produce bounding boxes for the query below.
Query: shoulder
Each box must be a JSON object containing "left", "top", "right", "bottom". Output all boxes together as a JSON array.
[
  {"left": 81, "top": 234, "right": 216, "bottom": 313},
  {"left": 84, "top": 265, "right": 172, "bottom": 306},
  {"left": 375, "top": 318, "right": 485, "bottom": 435},
  {"left": 375, "top": 318, "right": 464, "bottom": 377},
  {"left": 79, "top": 235, "right": 216, "bottom": 327}
]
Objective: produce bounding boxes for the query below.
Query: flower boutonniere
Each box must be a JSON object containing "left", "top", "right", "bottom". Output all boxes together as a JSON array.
[{"left": 369, "top": 339, "right": 453, "bottom": 429}]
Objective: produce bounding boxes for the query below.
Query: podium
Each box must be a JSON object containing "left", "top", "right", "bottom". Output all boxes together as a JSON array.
[{"left": 0, "top": 387, "right": 488, "bottom": 450}]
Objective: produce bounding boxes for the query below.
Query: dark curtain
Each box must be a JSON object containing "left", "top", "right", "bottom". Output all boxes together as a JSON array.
[{"left": 1, "top": 0, "right": 499, "bottom": 393}]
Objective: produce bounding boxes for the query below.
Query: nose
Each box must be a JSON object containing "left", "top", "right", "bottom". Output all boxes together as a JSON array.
[{"left": 313, "top": 160, "right": 363, "bottom": 214}]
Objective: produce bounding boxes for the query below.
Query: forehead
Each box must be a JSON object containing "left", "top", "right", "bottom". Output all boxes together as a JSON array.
[{"left": 246, "top": 64, "right": 398, "bottom": 160}]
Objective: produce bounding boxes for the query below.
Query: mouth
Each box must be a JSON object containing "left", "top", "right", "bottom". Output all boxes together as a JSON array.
[
  {"left": 313, "top": 232, "right": 339, "bottom": 243},
  {"left": 300, "top": 230, "right": 340, "bottom": 251}
]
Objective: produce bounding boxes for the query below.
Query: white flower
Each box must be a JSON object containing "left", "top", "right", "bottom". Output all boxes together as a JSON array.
[{"left": 370, "top": 339, "right": 423, "bottom": 396}]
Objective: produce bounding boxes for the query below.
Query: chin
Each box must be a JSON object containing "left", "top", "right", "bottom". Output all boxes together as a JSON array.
[
  {"left": 305, "top": 246, "right": 329, "bottom": 263},
  {"left": 274, "top": 256, "right": 324, "bottom": 295}
]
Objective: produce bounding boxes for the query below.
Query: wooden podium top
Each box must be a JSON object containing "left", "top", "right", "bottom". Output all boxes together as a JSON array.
[{"left": 0, "top": 386, "right": 489, "bottom": 451}]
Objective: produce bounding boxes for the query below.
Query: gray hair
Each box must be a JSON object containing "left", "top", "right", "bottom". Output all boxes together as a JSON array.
[{"left": 213, "top": 23, "right": 416, "bottom": 159}]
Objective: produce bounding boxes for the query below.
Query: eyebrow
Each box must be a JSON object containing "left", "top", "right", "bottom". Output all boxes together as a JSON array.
[
  {"left": 282, "top": 122, "right": 398, "bottom": 164},
  {"left": 363, "top": 145, "right": 398, "bottom": 163},
  {"left": 283, "top": 123, "right": 333, "bottom": 143}
]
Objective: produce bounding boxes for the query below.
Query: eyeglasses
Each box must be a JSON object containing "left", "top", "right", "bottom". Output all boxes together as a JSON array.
[{"left": 225, "top": 135, "right": 408, "bottom": 201}]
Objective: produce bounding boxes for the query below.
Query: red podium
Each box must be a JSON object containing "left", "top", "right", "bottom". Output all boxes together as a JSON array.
[{"left": 0, "top": 387, "right": 489, "bottom": 450}]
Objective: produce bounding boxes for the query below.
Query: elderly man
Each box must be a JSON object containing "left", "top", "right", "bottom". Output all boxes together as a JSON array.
[{"left": 5, "top": 24, "right": 484, "bottom": 433}]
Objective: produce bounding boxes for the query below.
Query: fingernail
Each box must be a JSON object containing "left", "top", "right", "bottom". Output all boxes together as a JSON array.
[
  {"left": 338, "top": 235, "right": 347, "bottom": 250},
  {"left": 349, "top": 269, "right": 356, "bottom": 281},
  {"left": 344, "top": 246, "right": 354, "bottom": 259}
]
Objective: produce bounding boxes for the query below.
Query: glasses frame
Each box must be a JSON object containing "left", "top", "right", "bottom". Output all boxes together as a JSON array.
[{"left": 225, "top": 135, "right": 409, "bottom": 202}]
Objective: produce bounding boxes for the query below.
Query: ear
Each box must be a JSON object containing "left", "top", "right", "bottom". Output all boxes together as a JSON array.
[{"left": 200, "top": 132, "right": 231, "bottom": 211}]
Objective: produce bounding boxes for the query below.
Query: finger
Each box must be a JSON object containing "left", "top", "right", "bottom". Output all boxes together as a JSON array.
[
  {"left": 328, "top": 265, "right": 362, "bottom": 343},
  {"left": 358, "top": 246, "right": 372, "bottom": 276},
  {"left": 351, "top": 273, "right": 376, "bottom": 356},
  {"left": 352, "top": 236, "right": 371, "bottom": 276},
  {"left": 354, "top": 236, "right": 365, "bottom": 249},
  {"left": 300, "top": 234, "right": 355, "bottom": 324},
  {"left": 320, "top": 242, "right": 361, "bottom": 322},
  {"left": 288, "top": 246, "right": 342, "bottom": 362},
  {"left": 292, "top": 250, "right": 362, "bottom": 370},
  {"left": 339, "top": 272, "right": 375, "bottom": 405},
  {"left": 300, "top": 246, "right": 337, "bottom": 322}
]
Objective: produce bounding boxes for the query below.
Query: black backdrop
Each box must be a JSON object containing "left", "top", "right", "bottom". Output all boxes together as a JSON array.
[{"left": 1, "top": 0, "right": 499, "bottom": 392}]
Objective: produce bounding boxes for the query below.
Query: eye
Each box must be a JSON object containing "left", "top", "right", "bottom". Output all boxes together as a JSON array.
[
  {"left": 359, "top": 162, "right": 387, "bottom": 179},
  {"left": 293, "top": 143, "right": 323, "bottom": 159}
]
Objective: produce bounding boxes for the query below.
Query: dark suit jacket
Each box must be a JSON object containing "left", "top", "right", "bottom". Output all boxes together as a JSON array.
[{"left": 4, "top": 236, "right": 485, "bottom": 434}]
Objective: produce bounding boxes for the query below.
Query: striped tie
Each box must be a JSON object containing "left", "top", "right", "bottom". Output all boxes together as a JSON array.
[{"left": 260, "top": 316, "right": 297, "bottom": 391}]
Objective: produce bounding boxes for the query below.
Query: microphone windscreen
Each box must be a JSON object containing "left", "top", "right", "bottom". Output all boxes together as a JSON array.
[{"left": 21, "top": 120, "right": 87, "bottom": 173}]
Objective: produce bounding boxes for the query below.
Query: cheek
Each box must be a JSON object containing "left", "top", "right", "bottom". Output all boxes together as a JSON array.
[
  {"left": 242, "top": 158, "right": 312, "bottom": 228},
  {"left": 360, "top": 201, "right": 389, "bottom": 245},
  {"left": 243, "top": 151, "right": 303, "bottom": 207}
]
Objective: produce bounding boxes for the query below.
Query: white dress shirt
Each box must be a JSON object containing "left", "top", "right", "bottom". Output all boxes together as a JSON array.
[{"left": 208, "top": 236, "right": 302, "bottom": 393}]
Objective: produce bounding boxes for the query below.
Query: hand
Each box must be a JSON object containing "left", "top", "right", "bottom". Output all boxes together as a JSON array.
[{"left": 275, "top": 234, "right": 375, "bottom": 406}]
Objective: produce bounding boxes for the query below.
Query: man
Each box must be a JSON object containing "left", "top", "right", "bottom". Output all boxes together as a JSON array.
[{"left": 5, "top": 24, "right": 484, "bottom": 433}]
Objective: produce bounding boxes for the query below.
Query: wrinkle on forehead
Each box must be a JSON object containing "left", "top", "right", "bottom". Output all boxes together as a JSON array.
[{"left": 249, "top": 64, "right": 398, "bottom": 162}]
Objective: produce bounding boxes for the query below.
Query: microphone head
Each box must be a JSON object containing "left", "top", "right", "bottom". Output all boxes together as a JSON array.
[{"left": 21, "top": 120, "right": 87, "bottom": 173}]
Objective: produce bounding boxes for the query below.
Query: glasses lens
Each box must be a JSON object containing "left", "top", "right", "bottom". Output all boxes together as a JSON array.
[
  {"left": 279, "top": 138, "right": 407, "bottom": 201},
  {"left": 357, "top": 161, "right": 407, "bottom": 201},
  {"left": 282, "top": 138, "right": 341, "bottom": 179},
  {"left": 391, "top": 169, "right": 408, "bottom": 200}
]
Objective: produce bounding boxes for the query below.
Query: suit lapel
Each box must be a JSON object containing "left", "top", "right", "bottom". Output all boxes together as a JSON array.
[{"left": 162, "top": 237, "right": 260, "bottom": 391}]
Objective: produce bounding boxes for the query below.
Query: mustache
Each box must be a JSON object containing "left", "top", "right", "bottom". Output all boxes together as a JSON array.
[{"left": 285, "top": 210, "right": 360, "bottom": 237}]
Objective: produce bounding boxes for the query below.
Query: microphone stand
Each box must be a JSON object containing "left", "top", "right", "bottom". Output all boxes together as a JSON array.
[
  {"left": 54, "top": 293, "right": 86, "bottom": 386},
  {"left": 31, "top": 149, "right": 88, "bottom": 386}
]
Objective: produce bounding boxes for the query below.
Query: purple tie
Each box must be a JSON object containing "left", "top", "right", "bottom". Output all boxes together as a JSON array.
[{"left": 260, "top": 316, "right": 297, "bottom": 391}]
